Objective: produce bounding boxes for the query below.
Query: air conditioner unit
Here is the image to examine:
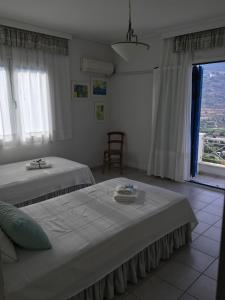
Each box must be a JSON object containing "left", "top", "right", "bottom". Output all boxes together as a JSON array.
[{"left": 81, "top": 58, "right": 114, "bottom": 76}]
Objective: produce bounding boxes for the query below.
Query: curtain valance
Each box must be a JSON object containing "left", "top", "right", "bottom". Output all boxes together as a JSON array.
[
  {"left": 174, "top": 27, "right": 225, "bottom": 52},
  {"left": 0, "top": 25, "right": 69, "bottom": 55}
]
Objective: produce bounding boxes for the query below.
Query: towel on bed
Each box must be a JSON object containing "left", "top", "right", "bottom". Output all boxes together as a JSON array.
[
  {"left": 26, "top": 159, "right": 52, "bottom": 170},
  {"left": 115, "top": 184, "right": 137, "bottom": 195},
  {"left": 113, "top": 191, "right": 138, "bottom": 202},
  {"left": 114, "top": 184, "right": 138, "bottom": 202}
]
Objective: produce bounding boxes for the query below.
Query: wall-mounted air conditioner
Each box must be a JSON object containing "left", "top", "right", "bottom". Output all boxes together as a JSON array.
[{"left": 81, "top": 58, "right": 114, "bottom": 76}]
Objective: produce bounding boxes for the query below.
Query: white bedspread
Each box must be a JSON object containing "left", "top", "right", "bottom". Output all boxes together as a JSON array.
[
  {"left": 2, "top": 178, "right": 197, "bottom": 300},
  {"left": 0, "top": 156, "right": 95, "bottom": 205}
]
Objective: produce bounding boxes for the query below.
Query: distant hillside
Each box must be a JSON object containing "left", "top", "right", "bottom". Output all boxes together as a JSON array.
[
  {"left": 202, "top": 62, "right": 225, "bottom": 109},
  {"left": 200, "top": 63, "right": 225, "bottom": 164}
]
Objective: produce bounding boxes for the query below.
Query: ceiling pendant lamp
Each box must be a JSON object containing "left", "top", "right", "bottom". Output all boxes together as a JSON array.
[{"left": 111, "top": 0, "right": 150, "bottom": 62}]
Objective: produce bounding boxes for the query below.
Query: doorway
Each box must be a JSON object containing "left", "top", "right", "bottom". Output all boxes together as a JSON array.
[{"left": 191, "top": 62, "right": 225, "bottom": 189}]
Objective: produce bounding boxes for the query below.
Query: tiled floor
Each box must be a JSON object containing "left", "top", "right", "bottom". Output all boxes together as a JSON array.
[
  {"left": 92, "top": 167, "right": 224, "bottom": 300},
  {"left": 193, "top": 173, "right": 225, "bottom": 189}
]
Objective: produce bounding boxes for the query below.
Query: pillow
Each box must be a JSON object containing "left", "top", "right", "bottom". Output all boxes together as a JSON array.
[
  {"left": 0, "top": 228, "right": 18, "bottom": 263},
  {"left": 0, "top": 201, "right": 51, "bottom": 250}
]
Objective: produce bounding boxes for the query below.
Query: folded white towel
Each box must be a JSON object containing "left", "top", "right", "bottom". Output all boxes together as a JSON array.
[
  {"left": 30, "top": 159, "right": 47, "bottom": 167},
  {"left": 113, "top": 191, "right": 138, "bottom": 203},
  {"left": 116, "top": 184, "right": 137, "bottom": 195},
  {"left": 26, "top": 162, "right": 52, "bottom": 170}
]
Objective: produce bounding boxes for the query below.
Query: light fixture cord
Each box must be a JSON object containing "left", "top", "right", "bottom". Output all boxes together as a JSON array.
[{"left": 126, "top": 0, "right": 138, "bottom": 43}]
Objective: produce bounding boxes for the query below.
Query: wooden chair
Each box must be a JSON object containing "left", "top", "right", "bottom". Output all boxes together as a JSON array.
[{"left": 103, "top": 131, "right": 125, "bottom": 174}]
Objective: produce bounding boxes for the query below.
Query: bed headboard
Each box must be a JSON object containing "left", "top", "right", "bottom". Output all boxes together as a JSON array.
[{"left": 0, "top": 253, "right": 5, "bottom": 300}]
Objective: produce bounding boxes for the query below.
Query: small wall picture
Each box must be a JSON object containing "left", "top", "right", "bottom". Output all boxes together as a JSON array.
[
  {"left": 92, "top": 78, "right": 107, "bottom": 96},
  {"left": 95, "top": 103, "right": 105, "bottom": 121},
  {"left": 72, "top": 81, "right": 89, "bottom": 99}
]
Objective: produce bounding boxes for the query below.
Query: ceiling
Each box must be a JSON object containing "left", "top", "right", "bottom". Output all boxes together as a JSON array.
[{"left": 0, "top": 0, "right": 225, "bottom": 43}]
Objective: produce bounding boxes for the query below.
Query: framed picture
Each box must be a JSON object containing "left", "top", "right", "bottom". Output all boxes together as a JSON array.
[
  {"left": 72, "top": 81, "right": 89, "bottom": 99},
  {"left": 91, "top": 78, "right": 107, "bottom": 96},
  {"left": 95, "top": 102, "right": 105, "bottom": 121}
]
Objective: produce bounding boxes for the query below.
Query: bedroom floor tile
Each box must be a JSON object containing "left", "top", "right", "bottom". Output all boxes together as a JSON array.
[
  {"left": 202, "top": 226, "right": 222, "bottom": 242},
  {"left": 214, "top": 219, "right": 222, "bottom": 228},
  {"left": 204, "top": 259, "right": 219, "bottom": 280},
  {"left": 193, "top": 222, "right": 211, "bottom": 234},
  {"left": 189, "top": 199, "right": 208, "bottom": 210},
  {"left": 173, "top": 247, "right": 215, "bottom": 272},
  {"left": 191, "top": 236, "right": 220, "bottom": 258},
  {"left": 155, "top": 261, "right": 200, "bottom": 291},
  {"left": 192, "top": 193, "right": 216, "bottom": 204},
  {"left": 179, "top": 293, "right": 197, "bottom": 300},
  {"left": 202, "top": 204, "right": 224, "bottom": 217},
  {"left": 212, "top": 197, "right": 224, "bottom": 208},
  {"left": 191, "top": 232, "right": 200, "bottom": 241},
  {"left": 132, "top": 275, "right": 183, "bottom": 300},
  {"left": 195, "top": 211, "right": 221, "bottom": 225},
  {"left": 187, "top": 275, "right": 217, "bottom": 300}
]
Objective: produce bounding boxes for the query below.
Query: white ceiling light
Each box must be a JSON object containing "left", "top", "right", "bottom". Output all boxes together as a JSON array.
[{"left": 111, "top": 0, "right": 150, "bottom": 62}]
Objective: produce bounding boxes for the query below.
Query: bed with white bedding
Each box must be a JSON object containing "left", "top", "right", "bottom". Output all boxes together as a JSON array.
[
  {"left": 0, "top": 156, "right": 95, "bottom": 207},
  {"left": 1, "top": 178, "right": 197, "bottom": 300}
]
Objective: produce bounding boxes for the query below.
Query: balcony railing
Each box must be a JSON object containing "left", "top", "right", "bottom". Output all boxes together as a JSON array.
[{"left": 199, "top": 133, "right": 225, "bottom": 166}]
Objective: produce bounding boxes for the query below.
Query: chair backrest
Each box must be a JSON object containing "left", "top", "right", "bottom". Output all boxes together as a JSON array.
[{"left": 107, "top": 131, "right": 125, "bottom": 153}]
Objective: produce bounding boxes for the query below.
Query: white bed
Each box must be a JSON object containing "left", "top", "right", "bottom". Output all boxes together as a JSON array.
[
  {"left": 0, "top": 156, "right": 95, "bottom": 206},
  {"left": 1, "top": 178, "right": 197, "bottom": 300}
]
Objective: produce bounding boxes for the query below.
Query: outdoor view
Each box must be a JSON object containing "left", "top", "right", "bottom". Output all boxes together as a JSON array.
[{"left": 200, "top": 62, "right": 225, "bottom": 166}]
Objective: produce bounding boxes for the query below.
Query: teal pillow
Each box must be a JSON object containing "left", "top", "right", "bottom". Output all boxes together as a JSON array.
[{"left": 0, "top": 201, "right": 51, "bottom": 250}]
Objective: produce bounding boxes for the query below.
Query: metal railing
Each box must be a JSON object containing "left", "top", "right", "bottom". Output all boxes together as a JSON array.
[{"left": 199, "top": 133, "right": 225, "bottom": 166}]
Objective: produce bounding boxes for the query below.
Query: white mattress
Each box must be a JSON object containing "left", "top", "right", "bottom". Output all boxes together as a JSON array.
[
  {"left": 2, "top": 178, "right": 197, "bottom": 300},
  {"left": 0, "top": 156, "right": 95, "bottom": 205}
]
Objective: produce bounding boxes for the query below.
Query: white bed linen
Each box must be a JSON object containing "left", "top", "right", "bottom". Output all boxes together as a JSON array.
[
  {"left": 2, "top": 178, "right": 197, "bottom": 300},
  {"left": 0, "top": 156, "right": 95, "bottom": 205}
]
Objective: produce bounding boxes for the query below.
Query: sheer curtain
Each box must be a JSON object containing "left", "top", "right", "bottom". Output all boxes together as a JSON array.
[
  {"left": 0, "top": 47, "right": 15, "bottom": 144},
  {"left": 12, "top": 47, "right": 72, "bottom": 144},
  {"left": 147, "top": 38, "right": 193, "bottom": 182},
  {"left": 12, "top": 50, "right": 52, "bottom": 143},
  {"left": 0, "top": 45, "right": 71, "bottom": 145}
]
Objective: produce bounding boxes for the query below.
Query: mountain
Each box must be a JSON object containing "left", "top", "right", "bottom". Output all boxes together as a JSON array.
[
  {"left": 202, "top": 62, "right": 225, "bottom": 109},
  {"left": 200, "top": 62, "right": 225, "bottom": 137}
]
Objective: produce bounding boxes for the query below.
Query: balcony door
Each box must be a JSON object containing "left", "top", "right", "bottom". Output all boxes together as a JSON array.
[{"left": 191, "top": 61, "right": 225, "bottom": 188}]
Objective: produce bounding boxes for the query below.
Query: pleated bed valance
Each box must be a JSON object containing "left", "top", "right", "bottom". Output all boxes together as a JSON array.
[
  {"left": 0, "top": 25, "right": 69, "bottom": 55},
  {"left": 174, "top": 27, "right": 225, "bottom": 52}
]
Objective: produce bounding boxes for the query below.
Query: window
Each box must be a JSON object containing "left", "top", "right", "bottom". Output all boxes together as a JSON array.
[
  {"left": 14, "top": 69, "right": 52, "bottom": 143},
  {"left": 0, "top": 64, "right": 52, "bottom": 144}
]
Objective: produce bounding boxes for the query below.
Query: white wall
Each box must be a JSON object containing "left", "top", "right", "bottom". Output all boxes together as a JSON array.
[
  {"left": 0, "top": 38, "right": 114, "bottom": 166},
  {"left": 110, "top": 37, "right": 162, "bottom": 170}
]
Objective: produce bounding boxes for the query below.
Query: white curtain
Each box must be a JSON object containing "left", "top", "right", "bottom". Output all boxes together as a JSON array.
[
  {"left": 0, "top": 46, "right": 72, "bottom": 145},
  {"left": 150, "top": 68, "right": 159, "bottom": 143},
  {"left": 147, "top": 38, "right": 193, "bottom": 182},
  {"left": 0, "top": 47, "right": 15, "bottom": 144}
]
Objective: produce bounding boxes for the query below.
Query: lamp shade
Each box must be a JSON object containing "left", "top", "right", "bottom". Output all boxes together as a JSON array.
[{"left": 111, "top": 42, "right": 150, "bottom": 62}]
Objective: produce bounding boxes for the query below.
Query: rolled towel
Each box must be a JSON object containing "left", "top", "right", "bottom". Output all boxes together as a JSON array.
[
  {"left": 113, "top": 191, "right": 138, "bottom": 203},
  {"left": 116, "top": 184, "right": 137, "bottom": 195},
  {"left": 26, "top": 162, "right": 52, "bottom": 170},
  {"left": 30, "top": 159, "right": 47, "bottom": 167}
]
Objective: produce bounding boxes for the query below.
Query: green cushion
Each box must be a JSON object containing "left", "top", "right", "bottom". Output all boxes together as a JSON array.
[{"left": 0, "top": 201, "right": 51, "bottom": 250}]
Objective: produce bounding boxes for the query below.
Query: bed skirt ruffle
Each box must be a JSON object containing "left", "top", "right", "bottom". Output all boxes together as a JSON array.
[
  {"left": 15, "top": 184, "right": 92, "bottom": 207},
  {"left": 69, "top": 223, "right": 191, "bottom": 300}
]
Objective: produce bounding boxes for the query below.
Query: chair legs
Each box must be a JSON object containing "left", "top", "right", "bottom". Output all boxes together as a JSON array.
[
  {"left": 102, "top": 158, "right": 105, "bottom": 174},
  {"left": 103, "top": 153, "right": 124, "bottom": 174},
  {"left": 102, "top": 152, "right": 107, "bottom": 173},
  {"left": 120, "top": 157, "right": 123, "bottom": 174}
]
